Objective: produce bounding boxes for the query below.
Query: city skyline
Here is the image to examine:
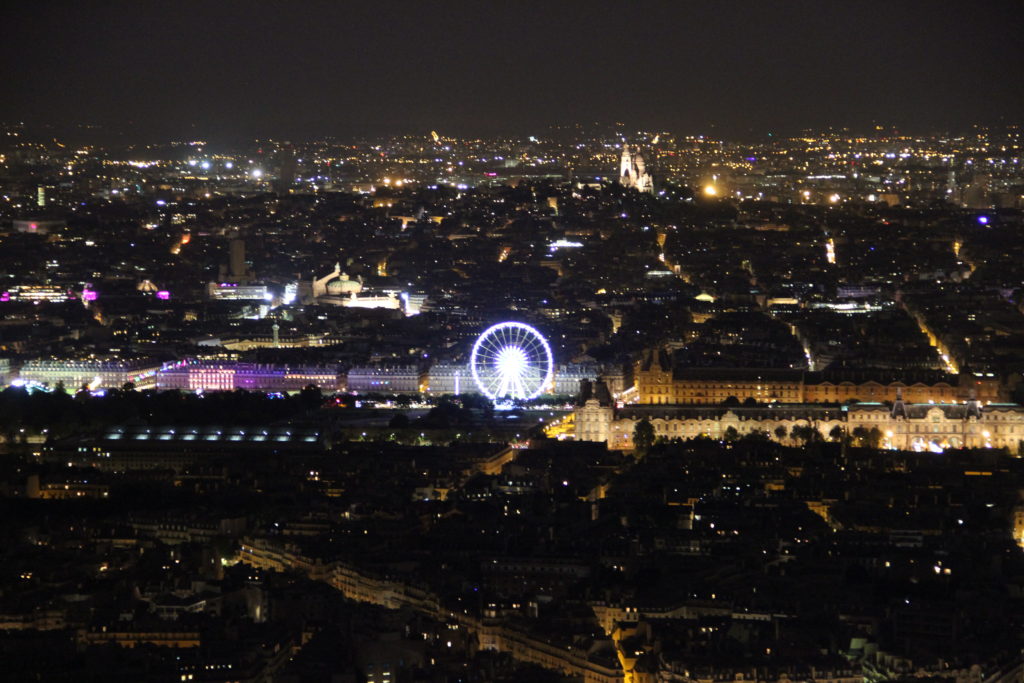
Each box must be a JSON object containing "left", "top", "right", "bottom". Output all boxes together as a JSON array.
[{"left": 2, "top": 4, "right": 1024, "bottom": 681}]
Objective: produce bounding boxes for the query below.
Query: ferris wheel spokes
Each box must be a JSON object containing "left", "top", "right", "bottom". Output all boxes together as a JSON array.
[{"left": 469, "top": 321, "right": 554, "bottom": 402}]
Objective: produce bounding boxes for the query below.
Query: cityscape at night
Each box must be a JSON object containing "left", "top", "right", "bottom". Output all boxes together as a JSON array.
[{"left": 1, "top": 2, "right": 1024, "bottom": 682}]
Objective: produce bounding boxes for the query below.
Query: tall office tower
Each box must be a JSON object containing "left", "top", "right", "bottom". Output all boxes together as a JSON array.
[
  {"left": 620, "top": 144, "right": 654, "bottom": 193},
  {"left": 275, "top": 143, "right": 297, "bottom": 194},
  {"left": 230, "top": 238, "right": 246, "bottom": 280},
  {"left": 219, "top": 235, "right": 254, "bottom": 283},
  {"left": 946, "top": 162, "right": 959, "bottom": 204}
]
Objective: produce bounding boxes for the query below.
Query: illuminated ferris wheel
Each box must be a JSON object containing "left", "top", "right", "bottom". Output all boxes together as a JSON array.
[{"left": 470, "top": 322, "right": 554, "bottom": 401}]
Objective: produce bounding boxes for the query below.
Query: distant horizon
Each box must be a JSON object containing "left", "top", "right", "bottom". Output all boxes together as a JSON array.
[{"left": 5, "top": 117, "right": 1021, "bottom": 150}]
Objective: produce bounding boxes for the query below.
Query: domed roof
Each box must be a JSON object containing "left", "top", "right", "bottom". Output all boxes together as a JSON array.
[{"left": 326, "top": 272, "right": 361, "bottom": 295}]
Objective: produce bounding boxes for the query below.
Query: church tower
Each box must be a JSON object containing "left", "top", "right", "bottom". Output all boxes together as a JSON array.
[
  {"left": 619, "top": 143, "right": 654, "bottom": 193},
  {"left": 620, "top": 144, "right": 635, "bottom": 183}
]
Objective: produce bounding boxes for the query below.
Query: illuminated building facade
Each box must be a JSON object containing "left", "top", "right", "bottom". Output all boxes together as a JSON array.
[
  {"left": 2, "top": 285, "right": 72, "bottom": 302},
  {"left": 424, "top": 362, "right": 597, "bottom": 396},
  {"left": 848, "top": 399, "right": 1024, "bottom": 452},
  {"left": 310, "top": 263, "right": 423, "bottom": 315},
  {"left": 552, "top": 363, "right": 599, "bottom": 396},
  {"left": 346, "top": 365, "right": 425, "bottom": 394},
  {"left": 217, "top": 331, "right": 333, "bottom": 351},
  {"left": 187, "top": 366, "right": 234, "bottom": 392},
  {"left": 634, "top": 350, "right": 1006, "bottom": 405},
  {"left": 1014, "top": 505, "right": 1024, "bottom": 550},
  {"left": 576, "top": 380, "right": 1024, "bottom": 454},
  {"left": 619, "top": 144, "right": 653, "bottom": 193},
  {"left": 156, "top": 360, "right": 341, "bottom": 392},
  {"left": 312, "top": 263, "right": 363, "bottom": 300},
  {"left": 206, "top": 282, "right": 270, "bottom": 301},
  {"left": 426, "top": 363, "right": 466, "bottom": 395},
  {"left": 18, "top": 359, "right": 162, "bottom": 390}
]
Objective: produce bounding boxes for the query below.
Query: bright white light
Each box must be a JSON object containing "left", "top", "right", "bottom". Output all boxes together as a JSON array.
[
  {"left": 200, "top": 161, "right": 211, "bottom": 170},
  {"left": 188, "top": 159, "right": 197, "bottom": 167},
  {"left": 470, "top": 322, "right": 554, "bottom": 401},
  {"left": 496, "top": 346, "right": 529, "bottom": 396},
  {"left": 225, "top": 161, "right": 234, "bottom": 169},
  {"left": 251, "top": 168, "right": 263, "bottom": 179},
  {"left": 282, "top": 283, "right": 297, "bottom": 305}
]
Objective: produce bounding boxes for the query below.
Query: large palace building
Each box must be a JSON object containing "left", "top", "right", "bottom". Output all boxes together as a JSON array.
[
  {"left": 634, "top": 349, "right": 1007, "bottom": 405},
  {"left": 576, "top": 380, "right": 1024, "bottom": 454},
  {"left": 573, "top": 349, "right": 1023, "bottom": 454}
]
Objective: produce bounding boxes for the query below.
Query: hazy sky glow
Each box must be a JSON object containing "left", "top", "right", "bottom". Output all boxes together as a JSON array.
[{"left": 3, "top": 0, "right": 1022, "bottom": 141}]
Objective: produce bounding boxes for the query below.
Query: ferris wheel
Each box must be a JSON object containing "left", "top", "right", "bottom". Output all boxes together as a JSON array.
[{"left": 470, "top": 321, "right": 554, "bottom": 401}]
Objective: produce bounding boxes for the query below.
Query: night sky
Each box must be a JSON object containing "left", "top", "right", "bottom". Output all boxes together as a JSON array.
[{"left": 2, "top": 0, "right": 1022, "bottom": 142}]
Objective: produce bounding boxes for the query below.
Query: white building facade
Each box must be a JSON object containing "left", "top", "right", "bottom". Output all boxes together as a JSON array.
[{"left": 575, "top": 381, "right": 1024, "bottom": 454}]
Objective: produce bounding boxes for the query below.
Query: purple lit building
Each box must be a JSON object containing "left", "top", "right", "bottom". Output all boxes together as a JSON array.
[{"left": 156, "top": 360, "right": 341, "bottom": 393}]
